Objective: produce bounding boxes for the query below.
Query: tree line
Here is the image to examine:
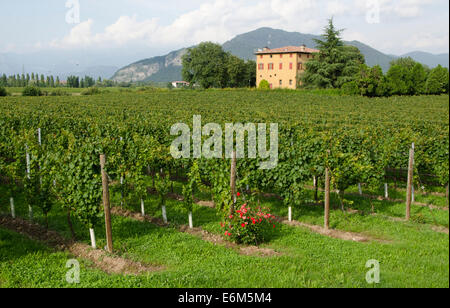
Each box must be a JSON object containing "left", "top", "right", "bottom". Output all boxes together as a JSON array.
[
  {"left": 0, "top": 73, "right": 123, "bottom": 88},
  {"left": 1, "top": 73, "right": 61, "bottom": 88},
  {"left": 301, "top": 19, "right": 449, "bottom": 97},
  {"left": 342, "top": 60, "right": 449, "bottom": 97}
]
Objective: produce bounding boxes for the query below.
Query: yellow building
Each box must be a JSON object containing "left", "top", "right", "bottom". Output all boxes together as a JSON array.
[{"left": 255, "top": 45, "right": 319, "bottom": 89}]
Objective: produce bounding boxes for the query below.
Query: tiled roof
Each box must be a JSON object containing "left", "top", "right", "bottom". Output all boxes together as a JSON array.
[{"left": 255, "top": 46, "right": 319, "bottom": 55}]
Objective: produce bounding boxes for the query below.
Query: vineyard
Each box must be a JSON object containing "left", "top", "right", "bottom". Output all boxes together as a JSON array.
[{"left": 0, "top": 89, "right": 449, "bottom": 288}]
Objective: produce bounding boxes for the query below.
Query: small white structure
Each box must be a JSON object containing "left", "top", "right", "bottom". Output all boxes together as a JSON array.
[{"left": 171, "top": 81, "right": 190, "bottom": 88}]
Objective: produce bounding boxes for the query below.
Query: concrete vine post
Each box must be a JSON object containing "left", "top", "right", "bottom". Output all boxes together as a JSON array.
[
  {"left": 325, "top": 168, "right": 330, "bottom": 230},
  {"left": 406, "top": 143, "right": 415, "bottom": 220}
]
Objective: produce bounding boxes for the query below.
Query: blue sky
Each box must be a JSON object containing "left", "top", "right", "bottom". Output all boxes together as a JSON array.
[{"left": 1, "top": 0, "right": 448, "bottom": 57}]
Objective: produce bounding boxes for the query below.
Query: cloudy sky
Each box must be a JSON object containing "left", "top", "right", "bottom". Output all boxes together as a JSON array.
[{"left": 1, "top": 0, "right": 448, "bottom": 59}]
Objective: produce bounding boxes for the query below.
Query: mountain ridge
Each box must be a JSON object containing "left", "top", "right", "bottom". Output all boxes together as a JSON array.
[{"left": 111, "top": 27, "right": 448, "bottom": 83}]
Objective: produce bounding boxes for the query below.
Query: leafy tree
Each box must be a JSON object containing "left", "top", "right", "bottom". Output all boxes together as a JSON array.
[
  {"left": 426, "top": 65, "right": 449, "bottom": 95},
  {"left": 84, "top": 76, "right": 95, "bottom": 87},
  {"left": 226, "top": 55, "right": 246, "bottom": 88},
  {"left": 354, "top": 64, "right": 389, "bottom": 97},
  {"left": 67, "top": 75, "right": 80, "bottom": 88},
  {"left": 410, "top": 63, "right": 427, "bottom": 95},
  {"left": 301, "top": 19, "right": 365, "bottom": 88},
  {"left": 0, "top": 74, "right": 7, "bottom": 87},
  {"left": 386, "top": 65, "right": 411, "bottom": 95},
  {"left": 182, "top": 42, "right": 229, "bottom": 89},
  {"left": 0, "top": 86, "right": 8, "bottom": 96},
  {"left": 244, "top": 60, "right": 257, "bottom": 87}
]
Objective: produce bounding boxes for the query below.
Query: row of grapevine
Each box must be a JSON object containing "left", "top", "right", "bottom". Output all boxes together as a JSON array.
[{"left": 0, "top": 92, "right": 448, "bottom": 244}]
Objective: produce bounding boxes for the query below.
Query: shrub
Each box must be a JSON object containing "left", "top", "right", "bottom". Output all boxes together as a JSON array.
[
  {"left": 49, "top": 89, "right": 70, "bottom": 96},
  {"left": 258, "top": 80, "right": 270, "bottom": 90},
  {"left": 81, "top": 87, "right": 102, "bottom": 95},
  {"left": 221, "top": 200, "right": 279, "bottom": 245},
  {"left": 341, "top": 81, "right": 359, "bottom": 95},
  {"left": 0, "top": 86, "right": 8, "bottom": 97},
  {"left": 22, "top": 85, "right": 42, "bottom": 96}
]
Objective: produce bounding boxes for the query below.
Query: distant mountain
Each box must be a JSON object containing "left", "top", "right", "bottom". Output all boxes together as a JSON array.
[
  {"left": 111, "top": 48, "right": 188, "bottom": 83},
  {"left": 73, "top": 66, "right": 119, "bottom": 80},
  {"left": 401, "top": 51, "right": 449, "bottom": 69},
  {"left": 111, "top": 27, "right": 450, "bottom": 83}
]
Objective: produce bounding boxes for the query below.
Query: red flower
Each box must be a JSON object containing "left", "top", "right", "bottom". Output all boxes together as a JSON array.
[
  {"left": 241, "top": 223, "right": 246, "bottom": 228},
  {"left": 229, "top": 215, "right": 233, "bottom": 219},
  {"left": 237, "top": 192, "right": 241, "bottom": 197}
]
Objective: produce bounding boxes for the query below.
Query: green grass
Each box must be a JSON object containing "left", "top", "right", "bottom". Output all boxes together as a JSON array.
[{"left": 0, "top": 183, "right": 448, "bottom": 288}]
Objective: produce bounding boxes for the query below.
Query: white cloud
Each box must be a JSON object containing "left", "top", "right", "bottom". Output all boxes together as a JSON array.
[
  {"left": 48, "top": 0, "right": 323, "bottom": 50},
  {"left": 327, "top": 0, "right": 350, "bottom": 15},
  {"left": 402, "top": 30, "right": 449, "bottom": 50},
  {"left": 352, "top": 0, "right": 436, "bottom": 19},
  {"left": 10, "top": 0, "right": 447, "bottom": 55}
]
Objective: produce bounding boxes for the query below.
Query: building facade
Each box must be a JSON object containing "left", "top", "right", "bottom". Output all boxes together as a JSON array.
[{"left": 255, "top": 45, "right": 319, "bottom": 90}]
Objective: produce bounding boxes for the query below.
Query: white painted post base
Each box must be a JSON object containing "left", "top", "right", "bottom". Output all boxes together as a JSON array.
[
  {"left": 288, "top": 206, "right": 292, "bottom": 222},
  {"left": 384, "top": 183, "right": 389, "bottom": 199},
  {"left": 188, "top": 212, "right": 193, "bottom": 229},
  {"left": 140, "top": 199, "right": 145, "bottom": 216},
  {"left": 358, "top": 183, "right": 363, "bottom": 195},
  {"left": 89, "top": 228, "right": 97, "bottom": 249},
  {"left": 28, "top": 206, "right": 33, "bottom": 220},
  {"left": 162, "top": 206, "right": 167, "bottom": 223},
  {"left": 10, "top": 197, "right": 15, "bottom": 219},
  {"left": 412, "top": 186, "right": 415, "bottom": 203}
]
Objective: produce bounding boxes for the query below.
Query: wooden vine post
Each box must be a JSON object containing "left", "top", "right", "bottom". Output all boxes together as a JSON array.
[
  {"left": 324, "top": 168, "right": 330, "bottom": 230},
  {"left": 100, "top": 154, "right": 113, "bottom": 253},
  {"left": 229, "top": 150, "right": 237, "bottom": 216},
  {"left": 406, "top": 143, "right": 415, "bottom": 220}
]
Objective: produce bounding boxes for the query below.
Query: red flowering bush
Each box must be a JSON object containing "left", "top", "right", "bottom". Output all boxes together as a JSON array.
[{"left": 221, "top": 202, "right": 279, "bottom": 245}]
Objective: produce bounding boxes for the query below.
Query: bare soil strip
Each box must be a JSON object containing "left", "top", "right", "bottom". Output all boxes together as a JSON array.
[
  {"left": 430, "top": 225, "right": 449, "bottom": 235},
  {"left": 0, "top": 215, "right": 164, "bottom": 275},
  {"left": 281, "top": 219, "right": 379, "bottom": 243},
  {"left": 111, "top": 207, "right": 281, "bottom": 257}
]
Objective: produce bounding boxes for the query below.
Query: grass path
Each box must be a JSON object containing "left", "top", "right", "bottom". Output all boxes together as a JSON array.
[{"left": 0, "top": 184, "right": 448, "bottom": 288}]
